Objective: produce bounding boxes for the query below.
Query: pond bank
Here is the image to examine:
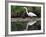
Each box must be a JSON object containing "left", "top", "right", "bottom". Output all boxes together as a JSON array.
[{"left": 11, "top": 18, "right": 41, "bottom": 22}]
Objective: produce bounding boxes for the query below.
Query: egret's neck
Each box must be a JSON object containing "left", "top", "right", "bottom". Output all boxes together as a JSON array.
[{"left": 25, "top": 8, "right": 28, "bottom": 14}]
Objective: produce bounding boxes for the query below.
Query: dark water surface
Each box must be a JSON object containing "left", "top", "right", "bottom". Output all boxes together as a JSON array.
[{"left": 11, "top": 20, "right": 41, "bottom": 31}]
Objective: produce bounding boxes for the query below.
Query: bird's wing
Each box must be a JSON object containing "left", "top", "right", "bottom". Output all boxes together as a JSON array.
[{"left": 28, "top": 12, "right": 37, "bottom": 16}]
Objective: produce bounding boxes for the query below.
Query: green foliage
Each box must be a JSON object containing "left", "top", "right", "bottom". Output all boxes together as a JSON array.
[
  {"left": 11, "top": 6, "right": 41, "bottom": 17},
  {"left": 32, "top": 7, "right": 41, "bottom": 17},
  {"left": 11, "top": 6, "right": 25, "bottom": 13}
]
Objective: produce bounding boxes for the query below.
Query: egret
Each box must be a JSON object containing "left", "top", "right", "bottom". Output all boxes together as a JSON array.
[
  {"left": 24, "top": 7, "right": 37, "bottom": 30},
  {"left": 24, "top": 7, "right": 37, "bottom": 17}
]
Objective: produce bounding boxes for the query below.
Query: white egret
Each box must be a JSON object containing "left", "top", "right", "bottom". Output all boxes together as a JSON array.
[
  {"left": 24, "top": 7, "right": 37, "bottom": 17},
  {"left": 24, "top": 7, "right": 37, "bottom": 30}
]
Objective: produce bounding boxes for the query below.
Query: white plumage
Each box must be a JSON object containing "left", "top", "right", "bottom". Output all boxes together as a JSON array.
[
  {"left": 24, "top": 7, "right": 37, "bottom": 17},
  {"left": 27, "top": 12, "right": 37, "bottom": 17},
  {"left": 24, "top": 7, "right": 37, "bottom": 30}
]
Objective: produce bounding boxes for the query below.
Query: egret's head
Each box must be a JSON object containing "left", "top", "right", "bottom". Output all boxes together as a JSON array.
[{"left": 24, "top": 7, "right": 27, "bottom": 10}]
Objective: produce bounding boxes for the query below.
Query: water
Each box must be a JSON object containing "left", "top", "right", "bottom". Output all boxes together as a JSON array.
[{"left": 11, "top": 20, "right": 41, "bottom": 31}]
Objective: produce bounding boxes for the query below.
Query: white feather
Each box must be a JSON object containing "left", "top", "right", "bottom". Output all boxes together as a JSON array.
[
  {"left": 27, "top": 12, "right": 37, "bottom": 17},
  {"left": 24, "top": 7, "right": 37, "bottom": 30},
  {"left": 24, "top": 7, "right": 37, "bottom": 17}
]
